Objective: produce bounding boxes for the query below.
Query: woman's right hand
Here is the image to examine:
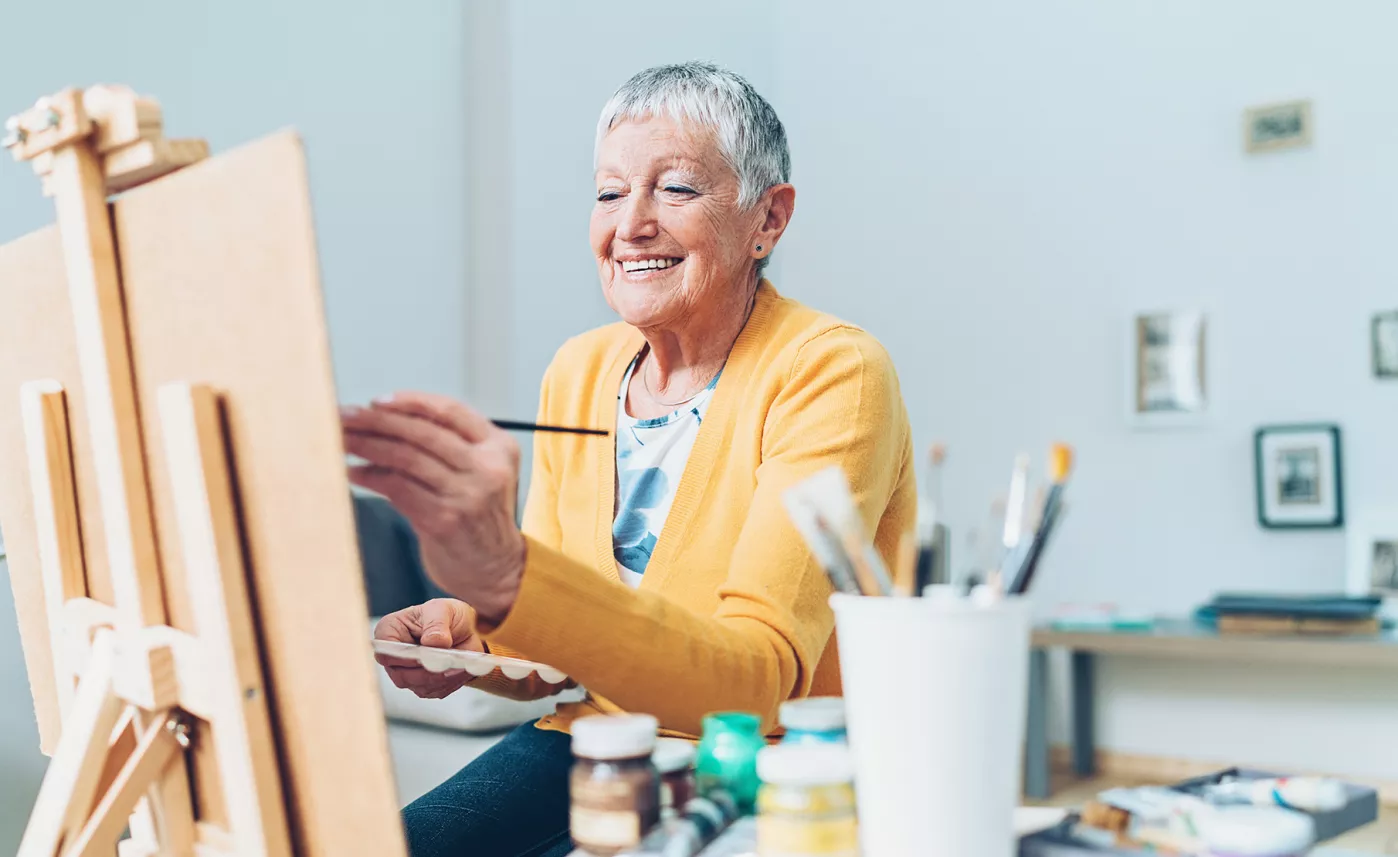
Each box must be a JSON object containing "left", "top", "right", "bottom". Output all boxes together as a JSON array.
[{"left": 373, "top": 598, "right": 485, "bottom": 699}]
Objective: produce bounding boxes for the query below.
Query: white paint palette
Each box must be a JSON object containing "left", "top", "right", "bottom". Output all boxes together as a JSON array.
[{"left": 371, "top": 639, "right": 568, "bottom": 684}]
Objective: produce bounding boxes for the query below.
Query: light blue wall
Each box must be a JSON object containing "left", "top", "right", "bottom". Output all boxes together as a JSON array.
[
  {"left": 0, "top": 0, "right": 470, "bottom": 406},
  {"left": 768, "top": 0, "right": 1398, "bottom": 777}
]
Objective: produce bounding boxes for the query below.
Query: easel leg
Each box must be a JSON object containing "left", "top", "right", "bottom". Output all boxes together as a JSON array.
[
  {"left": 64, "top": 711, "right": 185, "bottom": 857},
  {"left": 94, "top": 710, "right": 138, "bottom": 809},
  {"left": 19, "top": 630, "right": 123, "bottom": 857}
]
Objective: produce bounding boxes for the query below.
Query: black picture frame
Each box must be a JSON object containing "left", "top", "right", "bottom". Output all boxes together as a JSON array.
[
  {"left": 1254, "top": 424, "right": 1344, "bottom": 530},
  {"left": 1373, "top": 310, "right": 1398, "bottom": 379}
]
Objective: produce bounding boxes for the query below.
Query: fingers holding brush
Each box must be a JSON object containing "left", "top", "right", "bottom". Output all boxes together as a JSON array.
[
  {"left": 340, "top": 392, "right": 528, "bottom": 621},
  {"left": 341, "top": 402, "right": 474, "bottom": 471}
]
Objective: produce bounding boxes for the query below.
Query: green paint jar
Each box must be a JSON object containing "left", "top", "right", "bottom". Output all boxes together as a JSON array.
[{"left": 696, "top": 712, "right": 765, "bottom": 815}]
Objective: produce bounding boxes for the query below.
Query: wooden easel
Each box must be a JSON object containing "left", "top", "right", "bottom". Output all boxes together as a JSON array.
[
  {"left": 2, "top": 87, "right": 408, "bottom": 856},
  {"left": 6, "top": 84, "right": 287, "bottom": 857}
]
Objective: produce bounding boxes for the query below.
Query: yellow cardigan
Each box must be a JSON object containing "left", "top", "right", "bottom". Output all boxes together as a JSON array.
[{"left": 476, "top": 281, "right": 915, "bottom": 738}]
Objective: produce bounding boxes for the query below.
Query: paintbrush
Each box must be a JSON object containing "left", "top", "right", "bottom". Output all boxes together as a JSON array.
[
  {"left": 927, "top": 442, "right": 947, "bottom": 509},
  {"left": 1042, "top": 443, "right": 1074, "bottom": 526},
  {"left": 784, "top": 466, "right": 893, "bottom": 595},
  {"left": 782, "top": 489, "right": 862, "bottom": 595},
  {"left": 971, "top": 568, "right": 1005, "bottom": 607},
  {"left": 811, "top": 511, "right": 865, "bottom": 595},
  {"left": 986, "top": 497, "right": 1007, "bottom": 552},
  {"left": 841, "top": 527, "right": 887, "bottom": 597},
  {"left": 913, "top": 443, "right": 947, "bottom": 594},
  {"left": 895, "top": 531, "right": 918, "bottom": 597},
  {"left": 828, "top": 495, "right": 894, "bottom": 597},
  {"left": 1008, "top": 443, "right": 1074, "bottom": 595},
  {"left": 1008, "top": 499, "right": 1067, "bottom": 596},
  {"left": 491, "top": 420, "right": 609, "bottom": 437},
  {"left": 975, "top": 498, "right": 1007, "bottom": 586},
  {"left": 1001, "top": 477, "right": 1044, "bottom": 589},
  {"left": 1001, "top": 453, "right": 1031, "bottom": 561}
]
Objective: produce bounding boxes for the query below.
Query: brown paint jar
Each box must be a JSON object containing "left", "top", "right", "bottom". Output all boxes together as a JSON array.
[
  {"left": 570, "top": 714, "right": 661, "bottom": 856},
  {"left": 653, "top": 737, "right": 697, "bottom": 818}
]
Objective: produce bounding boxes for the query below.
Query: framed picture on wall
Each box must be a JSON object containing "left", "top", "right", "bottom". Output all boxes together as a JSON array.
[
  {"left": 1373, "top": 310, "right": 1398, "bottom": 379},
  {"left": 1127, "top": 310, "right": 1209, "bottom": 428},
  {"left": 1243, "top": 99, "right": 1313, "bottom": 154},
  {"left": 1346, "top": 510, "right": 1398, "bottom": 596},
  {"left": 1254, "top": 424, "right": 1343, "bottom": 529}
]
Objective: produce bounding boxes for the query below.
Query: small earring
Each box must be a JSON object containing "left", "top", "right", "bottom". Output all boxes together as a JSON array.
[{"left": 756, "top": 244, "right": 763, "bottom": 252}]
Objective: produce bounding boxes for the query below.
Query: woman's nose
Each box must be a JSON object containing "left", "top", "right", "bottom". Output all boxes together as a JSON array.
[{"left": 616, "top": 190, "right": 659, "bottom": 242}]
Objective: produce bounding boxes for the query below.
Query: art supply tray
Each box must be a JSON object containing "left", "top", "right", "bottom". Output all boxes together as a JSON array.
[
  {"left": 1019, "top": 768, "right": 1378, "bottom": 856},
  {"left": 372, "top": 639, "right": 568, "bottom": 684},
  {"left": 1172, "top": 768, "right": 1378, "bottom": 843}
]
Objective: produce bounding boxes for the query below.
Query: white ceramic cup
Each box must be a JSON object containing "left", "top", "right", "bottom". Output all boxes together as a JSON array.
[{"left": 830, "top": 592, "right": 1032, "bottom": 857}]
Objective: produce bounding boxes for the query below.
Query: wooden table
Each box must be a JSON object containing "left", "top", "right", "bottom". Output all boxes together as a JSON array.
[{"left": 1023, "top": 618, "right": 1398, "bottom": 799}]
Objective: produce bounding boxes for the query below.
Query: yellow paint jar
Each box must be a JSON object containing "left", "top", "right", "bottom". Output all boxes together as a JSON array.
[{"left": 756, "top": 744, "right": 859, "bottom": 857}]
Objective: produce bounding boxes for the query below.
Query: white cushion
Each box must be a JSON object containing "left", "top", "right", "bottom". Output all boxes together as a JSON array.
[{"left": 371, "top": 618, "right": 585, "bottom": 733}]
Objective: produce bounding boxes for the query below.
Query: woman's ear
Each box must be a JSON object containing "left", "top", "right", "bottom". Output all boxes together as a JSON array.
[{"left": 753, "top": 184, "right": 796, "bottom": 257}]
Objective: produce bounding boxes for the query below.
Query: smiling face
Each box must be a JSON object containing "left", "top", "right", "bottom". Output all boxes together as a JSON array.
[{"left": 590, "top": 115, "right": 764, "bottom": 330}]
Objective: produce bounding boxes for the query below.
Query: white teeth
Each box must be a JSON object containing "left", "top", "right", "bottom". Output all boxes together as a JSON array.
[{"left": 621, "top": 258, "right": 680, "bottom": 272}]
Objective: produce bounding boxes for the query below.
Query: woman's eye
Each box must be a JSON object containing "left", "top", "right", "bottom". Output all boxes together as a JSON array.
[
  {"left": 663, "top": 185, "right": 697, "bottom": 196},
  {"left": 596, "top": 191, "right": 621, "bottom": 202}
]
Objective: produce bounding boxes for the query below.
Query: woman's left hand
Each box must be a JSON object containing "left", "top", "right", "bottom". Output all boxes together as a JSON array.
[{"left": 341, "top": 392, "right": 526, "bottom": 625}]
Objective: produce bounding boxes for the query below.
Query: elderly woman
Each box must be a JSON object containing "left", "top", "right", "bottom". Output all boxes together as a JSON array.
[{"left": 342, "top": 62, "right": 914, "bottom": 857}]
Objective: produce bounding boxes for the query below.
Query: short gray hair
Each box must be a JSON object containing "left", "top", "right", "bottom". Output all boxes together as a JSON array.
[{"left": 595, "top": 61, "right": 791, "bottom": 210}]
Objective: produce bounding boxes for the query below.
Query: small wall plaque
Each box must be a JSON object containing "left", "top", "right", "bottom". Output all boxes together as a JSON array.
[{"left": 1244, "top": 99, "right": 1313, "bottom": 154}]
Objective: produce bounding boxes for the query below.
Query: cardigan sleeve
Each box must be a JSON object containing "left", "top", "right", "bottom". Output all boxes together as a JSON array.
[{"left": 482, "top": 326, "right": 910, "bottom": 734}]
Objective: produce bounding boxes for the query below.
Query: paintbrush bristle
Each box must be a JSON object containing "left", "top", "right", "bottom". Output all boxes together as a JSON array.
[
  {"left": 1050, "top": 443, "right": 1074, "bottom": 483},
  {"left": 928, "top": 442, "right": 947, "bottom": 468},
  {"left": 1003, "top": 453, "right": 1031, "bottom": 548}
]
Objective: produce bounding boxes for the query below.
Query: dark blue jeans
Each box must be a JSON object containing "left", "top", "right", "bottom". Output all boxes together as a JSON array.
[{"left": 402, "top": 720, "right": 575, "bottom": 857}]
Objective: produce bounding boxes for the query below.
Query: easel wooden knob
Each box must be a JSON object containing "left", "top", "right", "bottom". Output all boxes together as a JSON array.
[
  {"left": 6, "top": 86, "right": 209, "bottom": 196},
  {"left": 6, "top": 86, "right": 288, "bottom": 857}
]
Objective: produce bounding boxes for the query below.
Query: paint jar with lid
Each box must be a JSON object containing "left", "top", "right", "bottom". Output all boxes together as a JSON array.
[
  {"left": 570, "top": 714, "right": 661, "bottom": 856},
  {"left": 696, "top": 712, "right": 765, "bottom": 814},
  {"left": 653, "top": 737, "right": 697, "bottom": 818},
  {"left": 778, "top": 697, "right": 847, "bottom": 745},
  {"left": 756, "top": 743, "right": 859, "bottom": 857},
  {"left": 1197, "top": 805, "right": 1315, "bottom": 857}
]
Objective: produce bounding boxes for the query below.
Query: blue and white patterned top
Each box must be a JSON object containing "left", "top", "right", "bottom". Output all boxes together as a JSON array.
[{"left": 613, "top": 356, "right": 721, "bottom": 587}]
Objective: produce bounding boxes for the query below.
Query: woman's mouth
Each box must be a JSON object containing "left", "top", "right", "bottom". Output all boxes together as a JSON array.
[{"left": 619, "top": 257, "right": 683, "bottom": 274}]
